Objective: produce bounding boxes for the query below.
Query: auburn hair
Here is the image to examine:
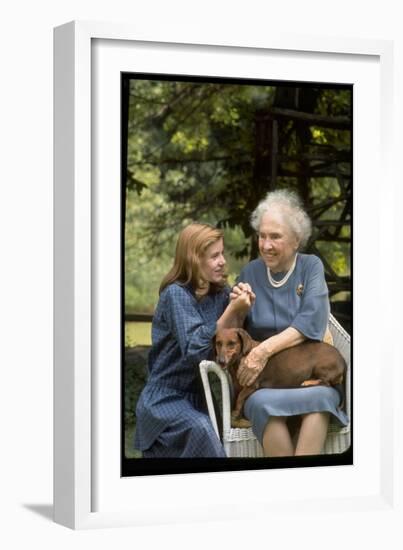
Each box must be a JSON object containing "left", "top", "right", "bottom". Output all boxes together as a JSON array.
[{"left": 159, "top": 223, "right": 226, "bottom": 294}]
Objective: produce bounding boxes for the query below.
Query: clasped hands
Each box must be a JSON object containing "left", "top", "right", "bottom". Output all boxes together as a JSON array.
[{"left": 229, "top": 281, "right": 255, "bottom": 312}]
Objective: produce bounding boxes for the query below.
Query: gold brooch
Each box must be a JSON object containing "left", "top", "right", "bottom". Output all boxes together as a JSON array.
[{"left": 296, "top": 283, "right": 304, "bottom": 296}]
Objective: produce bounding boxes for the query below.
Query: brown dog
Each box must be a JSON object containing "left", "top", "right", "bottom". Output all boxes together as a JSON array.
[{"left": 213, "top": 328, "right": 346, "bottom": 428}]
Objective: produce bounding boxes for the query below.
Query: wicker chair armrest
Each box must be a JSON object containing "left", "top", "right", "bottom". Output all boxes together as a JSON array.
[
  {"left": 329, "top": 313, "right": 351, "bottom": 423},
  {"left": 199, "top": 360, "right": 232, "bottom": 438}
]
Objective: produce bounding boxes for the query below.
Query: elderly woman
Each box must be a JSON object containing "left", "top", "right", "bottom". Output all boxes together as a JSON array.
[
  {"left": 135, "top": 222, "right": 252, "bottom": 458},
  {"left": 233, "top": 189, "right": 348, "bottom": 457}
]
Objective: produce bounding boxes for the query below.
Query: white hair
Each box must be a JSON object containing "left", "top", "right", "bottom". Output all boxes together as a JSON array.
[{"left": 250, "top": 189, "right": 312, "bottom": 249}]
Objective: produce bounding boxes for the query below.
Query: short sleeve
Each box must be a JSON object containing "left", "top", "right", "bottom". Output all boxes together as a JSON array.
[
  {"left": 290, "top": 256, "right": 330, "bottom": 341},
  {"left": 161, "top": 285, "right": 218, "bottom": 365}
]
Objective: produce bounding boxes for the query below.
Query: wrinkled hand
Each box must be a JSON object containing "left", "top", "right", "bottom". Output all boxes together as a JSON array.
[{"left": 237, "top": 344, "right": 268, "bottom": 386}]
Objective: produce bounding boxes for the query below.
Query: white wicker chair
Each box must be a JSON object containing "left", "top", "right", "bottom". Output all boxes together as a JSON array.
[{"left": 199, "top": 313, "right": 351, "bottom": 458}]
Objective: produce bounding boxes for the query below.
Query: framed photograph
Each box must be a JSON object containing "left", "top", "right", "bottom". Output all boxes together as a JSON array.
[
  {"left": 54, "top": 21, "right": 396, "bottom": 529},
  {"left": 121, "top": 72, "right": 353, "bottom": 478}
]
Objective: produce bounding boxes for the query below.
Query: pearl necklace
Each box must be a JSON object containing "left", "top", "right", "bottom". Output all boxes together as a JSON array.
[{"left": 267, "top": 254, "right": 298, "bottom": 288}]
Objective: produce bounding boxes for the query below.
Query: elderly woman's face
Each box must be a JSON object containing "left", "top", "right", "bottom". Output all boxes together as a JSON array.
[{"left": 258, "top": 211, "right": 299, "bottom": 273}]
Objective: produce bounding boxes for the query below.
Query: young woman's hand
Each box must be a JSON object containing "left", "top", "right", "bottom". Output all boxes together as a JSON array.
[
  {"left": 228, "top": 289, "right": 253, "bottom": 316},
  {"left": 230, "top": 282, "right": 256, "bottom": 307}
]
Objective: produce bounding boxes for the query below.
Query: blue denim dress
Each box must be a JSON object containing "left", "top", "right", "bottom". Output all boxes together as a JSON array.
[{"left": 134, "top": 283, "right": 229, "bottom": 457}]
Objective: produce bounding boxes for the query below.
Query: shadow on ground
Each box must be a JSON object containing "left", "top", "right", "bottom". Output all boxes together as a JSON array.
[{"left": 23, "top": 504, "right": 53, "bottom": 522}]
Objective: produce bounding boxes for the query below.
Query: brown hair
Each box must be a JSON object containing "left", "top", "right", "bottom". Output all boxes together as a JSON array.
[{"left": 159, "top": 223, "right": 226, "bottom": 294}]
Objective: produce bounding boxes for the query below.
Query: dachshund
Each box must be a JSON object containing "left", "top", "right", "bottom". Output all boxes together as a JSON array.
[{"left": 213, "top": 327, "right": 346, "bottom": 428}]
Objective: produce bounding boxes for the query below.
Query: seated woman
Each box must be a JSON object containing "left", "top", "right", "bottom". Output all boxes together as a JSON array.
[
  {"left": 134, "top": 222, "right": 252, "bottom": 458},
  {"left": 232, "top": 189, "right": 348, "bottom": 457}
]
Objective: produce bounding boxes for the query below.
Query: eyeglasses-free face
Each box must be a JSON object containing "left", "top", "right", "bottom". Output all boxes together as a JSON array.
[
  {"left": 258, "top": 212, "right": 299, "bottom": 273},
  {"left": 199, "top": 238, "right": 226, "bottom": 285}
]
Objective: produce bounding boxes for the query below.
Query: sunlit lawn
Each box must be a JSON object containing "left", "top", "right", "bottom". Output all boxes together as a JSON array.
[
  {"left": 125, "top": 322, "right": 152, "bottom": 347},
  {"left": 125, "top": 424, "right": 142, "bottom": 458}
]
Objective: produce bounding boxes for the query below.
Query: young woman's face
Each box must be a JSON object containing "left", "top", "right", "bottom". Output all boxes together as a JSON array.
[
  {"left": 199, "top": 238, "right": 226, "bottom": 285},
  {"left": 258, "top": 211, "right": 299, "bottom": 273}
]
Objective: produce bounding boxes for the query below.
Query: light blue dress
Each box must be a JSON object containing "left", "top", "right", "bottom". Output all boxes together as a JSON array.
[{"left": 238, "top": 254, "right": 349, "bottom": 444}]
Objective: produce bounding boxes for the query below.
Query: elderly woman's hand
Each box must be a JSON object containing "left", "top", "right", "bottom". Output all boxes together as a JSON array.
[{"left": 237, "top": 343, "right": 268, "bottom": 386}]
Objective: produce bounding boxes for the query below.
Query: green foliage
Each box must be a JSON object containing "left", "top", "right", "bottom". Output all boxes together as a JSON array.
[
  {"left": 125, "top": 78, "right": 351, "bottom": 314},
  {"left": 127, "top": 80, "right": 274, "bottom": 240}
]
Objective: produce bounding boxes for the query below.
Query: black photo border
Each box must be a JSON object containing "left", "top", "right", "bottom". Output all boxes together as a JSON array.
[{"left": 120, "top": 72, "right": 353, "bottom": 477}]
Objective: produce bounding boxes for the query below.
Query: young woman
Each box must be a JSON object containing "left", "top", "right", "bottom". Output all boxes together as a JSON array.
[{"left": 134, "top": 222, "right": 253, "bottom": 458}]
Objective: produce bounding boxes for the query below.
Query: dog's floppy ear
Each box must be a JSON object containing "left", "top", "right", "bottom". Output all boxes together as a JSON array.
[{"left": 236, "top": 328, "right": 254, "bottom": 355}]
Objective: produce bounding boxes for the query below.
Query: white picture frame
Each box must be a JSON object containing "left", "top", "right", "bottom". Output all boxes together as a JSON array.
[{"left": 54, "top": 20, "right": 398, "bottom": 530}]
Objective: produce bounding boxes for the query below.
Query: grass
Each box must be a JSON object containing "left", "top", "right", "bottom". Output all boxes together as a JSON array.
[
  {"left": 125, "top": 424, "right": 142, "bottom": 459},
  {"left": 125, "top": 322, "right": 152, "bottom": 347}
]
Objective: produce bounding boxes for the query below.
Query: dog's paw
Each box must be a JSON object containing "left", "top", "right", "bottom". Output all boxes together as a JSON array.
[
  {"left": 301, "top": 379, "right": 322, "bottom": 387},
  {"left": 231, "top": 414, "right": 252, "bottom": 429}
]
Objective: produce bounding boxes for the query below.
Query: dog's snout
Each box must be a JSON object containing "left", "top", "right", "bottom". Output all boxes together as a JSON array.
[
  {"left": 214, "top": 330, "right": 244, "bottom": 371},
  {"left": 216, "top": 356, "right": 227, "bottom": 369}
]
